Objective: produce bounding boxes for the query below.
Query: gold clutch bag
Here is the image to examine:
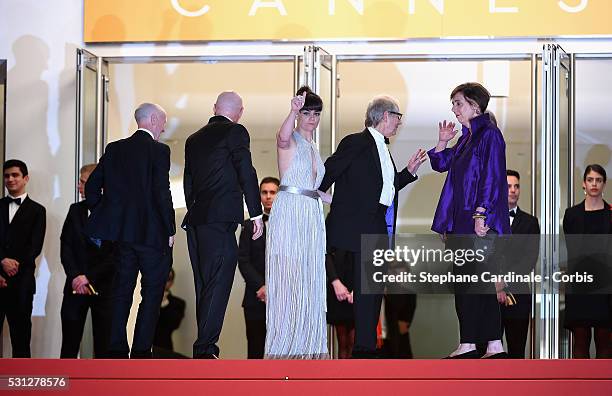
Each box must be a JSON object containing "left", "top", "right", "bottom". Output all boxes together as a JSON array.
[{"left": 505, "top": 289, "right": 517, "bottom": 306}]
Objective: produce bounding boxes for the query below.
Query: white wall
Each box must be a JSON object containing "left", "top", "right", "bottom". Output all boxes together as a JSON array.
[
  {"left": 1, "top": 0, "right": 612, "bottom": 357},
  {"left": 0, "top": 0, "right": 83, "bottom": 357}
]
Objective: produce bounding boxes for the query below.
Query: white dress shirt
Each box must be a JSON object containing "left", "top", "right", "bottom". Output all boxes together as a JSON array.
[
  {"left": 8, "top": 192, "right": 28, "bottom": 224},
  {"left": 368, "top": 127, "right": 395, "bottom": 206}
]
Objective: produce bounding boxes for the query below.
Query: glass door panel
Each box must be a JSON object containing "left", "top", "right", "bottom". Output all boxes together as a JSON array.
[
  {"left": 539, "top": 44, "right": 573, "bottom": 359},
  {"left": 302, "top": 46, "right": 337, "bottom": 162},
  {"left": 76, "top": 49, "right": 109, "bottom": 201},
  {"left": 75, "top": 49, "right": 109, "bottom": 357}
]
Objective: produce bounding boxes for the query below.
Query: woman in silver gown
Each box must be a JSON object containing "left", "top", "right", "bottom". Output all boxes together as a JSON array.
[{"left": 264, "top": 86, "right": 330, "bottom": 359}]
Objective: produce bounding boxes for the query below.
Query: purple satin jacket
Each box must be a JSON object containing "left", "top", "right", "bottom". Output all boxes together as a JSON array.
[{"left": 428, "top": 113, "right": 511, "bottom": 235}]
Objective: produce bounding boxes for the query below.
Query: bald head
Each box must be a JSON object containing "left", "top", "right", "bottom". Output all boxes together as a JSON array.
[
  {"left": 135, "top": 103, "right": 167, "bottom": 140},
  {"left": 213, "top": 91, "right": 244, "bottom": 122}
]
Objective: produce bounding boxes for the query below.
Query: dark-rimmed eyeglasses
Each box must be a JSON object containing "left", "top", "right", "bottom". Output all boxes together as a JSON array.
[{"left": 389, "top": 111, "right": 403, "bottom": 120}]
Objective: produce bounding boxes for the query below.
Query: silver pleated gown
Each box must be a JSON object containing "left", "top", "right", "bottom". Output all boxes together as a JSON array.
[{"left": 264, "top": 132, "right": 329, "bottom": 359}]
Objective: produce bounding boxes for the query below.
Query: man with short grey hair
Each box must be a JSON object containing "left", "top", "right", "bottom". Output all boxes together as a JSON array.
[
  {"left": 86, "top": 102, "right": 175, "bottom": 359},
  {"left": 319, "top": 95, "right": 426, "bottom": 358}
]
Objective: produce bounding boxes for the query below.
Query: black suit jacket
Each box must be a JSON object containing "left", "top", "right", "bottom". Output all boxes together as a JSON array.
[
  {"left": 85, "top": 130, "right": 175, "bottom": 248},
  {"left": 511, "top": 207, "right": 540, "bottom": 235},
  {"left": 60, "top": 201, "right": 116, "bottom": 295},
  {"left": 563, "top": 200, "right": 612, "bottom": 235},
  {"left": 319, "top": 129, "right": 417, "bottom": 252},
  {"left": 183, "top": 116, "right": 262, "bottom": 227},
  {"left": 506, "top": 207, "right": 540, "bottom": 295},
  {"left": 0, "top": 196, "right": 46, "bottom": 292},
  {"left": 237, "top": 217, "right": 266, "bottom": 320}
]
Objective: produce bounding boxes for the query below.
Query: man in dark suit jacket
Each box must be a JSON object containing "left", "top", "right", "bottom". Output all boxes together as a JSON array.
[
  {"left": 86, "top": 103, "right": 175, "bottom": 359},
  {"left": 60, "top": 163, "right": 116, "bottom": 358},
  {"left": 503, "top": 169, "right": 540, "bottom": 358},
  {"left": 319, "top": 96, "right": 426, "bottom": 358},
  {"left": 183, "top": 91, "right": 263, "bottom": 359},
  {"left": 0, "top": 159, "right": 46, "bottom": 357},
  {"left": 238, "top": 176, "right": 279, "bottom": 359}
]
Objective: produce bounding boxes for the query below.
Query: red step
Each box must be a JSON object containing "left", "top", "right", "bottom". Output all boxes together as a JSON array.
[{"left": 0, "top": 359, "right": 610, "bottom": 395}]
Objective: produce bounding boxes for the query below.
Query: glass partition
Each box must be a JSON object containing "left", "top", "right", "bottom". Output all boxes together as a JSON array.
[
  {"left": 106, "top": 58, "right": 296, "bottom": 358},
  {"left": 540, "top": 44, "right": 573, "bottom": 359},
  {"left": 76, "top": 49, "right": 109, "bottom": 201},
  {"left": 335, "top": 56, "right": 535, "bottom": 358}
]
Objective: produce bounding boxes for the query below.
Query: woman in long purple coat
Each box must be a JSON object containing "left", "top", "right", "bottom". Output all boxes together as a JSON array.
[{"left": 428, "top": 83, "right": 511, "bottom": 359}]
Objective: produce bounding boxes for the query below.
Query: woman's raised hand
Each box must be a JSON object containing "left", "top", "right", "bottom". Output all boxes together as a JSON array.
[
  {"left": 438, "top": 120, "right": 458, "bottom": 143},
  {"left": 291, "top": 91, "right": 307, "bottom": 112}
]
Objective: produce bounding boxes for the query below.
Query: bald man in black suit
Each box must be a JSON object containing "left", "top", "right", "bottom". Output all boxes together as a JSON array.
[{"left": 183, "top": 91, "right": 263, "bottom": 359}]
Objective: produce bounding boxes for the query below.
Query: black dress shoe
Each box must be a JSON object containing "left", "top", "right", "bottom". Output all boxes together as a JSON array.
[
  {"left": 444, "top": 350, "right": 482, "bottom": 359},
  {"left": 130, "top": 350, "right": 153, "bottom": 359},
  {"left": 194, "top": 353, "right": 219, "bottom": 359},
  {"left": 106, "top": 350, "right": 130, "bottom": 359},
  {"left": 482, "top": 352, "right": 508, "bottom": 359}
]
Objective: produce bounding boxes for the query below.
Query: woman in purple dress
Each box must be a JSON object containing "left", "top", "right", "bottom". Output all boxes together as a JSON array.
[{"left": 428, "top": 83, "right": 511, "bottom": 359}]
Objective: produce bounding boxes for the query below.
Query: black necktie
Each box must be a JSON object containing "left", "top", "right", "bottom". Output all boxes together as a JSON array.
[
  {"left": 384, "top": 137, "right": 390, "bottom": 145},
  {"left": 509, "top": 210, "right": 516, "bottom": 217},
  {"left": 263, "top": 214, "right": 269, "bottom": 222},
  {"left": 7, "top": 197, "right": 21, "bottom": 205}
]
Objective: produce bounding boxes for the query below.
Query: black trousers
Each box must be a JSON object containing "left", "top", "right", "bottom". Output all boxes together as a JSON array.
[
  {"left": 108, "top": 242, "right": 171, "bottom": 358},
  {"left": 352, "top": 251, "right": 384, "bottom": 356},
  {"left": 501, "top": 294, "right": 531, "bottom": 358},
  {"left": 0, "top": 286, "right": 34, "bottom": 357},
  {"left": 244, "top": 314, "right": 266, "bottom": 359},
  {"left": 60, "top": 293, "right": 113, "bottom": 358},
  {"left": 384, "top": 332, "right": 413, "bottom": 359},
  {"left": 454, "top": 293, "right": 502, "bottom": 343},
  {"left": 187, "top": 223, "right": 238, "bottom": 357},
  {"left": 447, "top": 235, "right": 502, "bottom": 344},
  {"left": 383, "top": 294, "right": 415, "bottom": 359}
]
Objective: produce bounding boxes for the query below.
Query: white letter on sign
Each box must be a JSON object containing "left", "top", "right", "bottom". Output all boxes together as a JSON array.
[
  {"left": 408, "top": 0, "right": 444, "bottom": 15},
  {"left": 558, "top": 0, "right": 588, "bottom": 13},
  {"left": 489, "top": 0, "right": 519, "bottom": 13},
  {"left": 248, "top": 0, "right": 288, "bottom": 16},
  {"left": 329, "top": 0, "right": 364, "bottom": 15},
  {"left": 171, "top": 0, "right": 210, "bottom": 17}
]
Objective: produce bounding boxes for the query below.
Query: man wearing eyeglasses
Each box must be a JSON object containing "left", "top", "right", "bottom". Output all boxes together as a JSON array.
[{"left": 319, "top": 96, "right": 427, "bottom": 358}]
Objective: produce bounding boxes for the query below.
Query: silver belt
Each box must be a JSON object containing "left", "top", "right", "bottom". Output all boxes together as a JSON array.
[{"left": 279, "top": 185, "right": 319, "bottom": 200}]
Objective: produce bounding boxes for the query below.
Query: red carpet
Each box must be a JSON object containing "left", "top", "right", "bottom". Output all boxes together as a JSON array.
[{"left": 0, "top": 359, "right": 611, "bottom": 395}]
